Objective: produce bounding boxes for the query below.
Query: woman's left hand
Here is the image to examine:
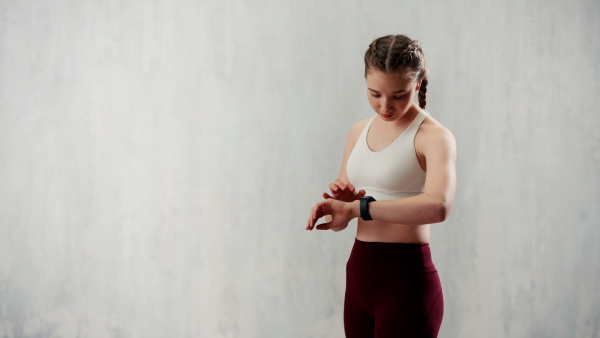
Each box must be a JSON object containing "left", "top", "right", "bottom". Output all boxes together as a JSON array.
[{"left": 306, "top": 199, "right": 357, "bottom": 231}]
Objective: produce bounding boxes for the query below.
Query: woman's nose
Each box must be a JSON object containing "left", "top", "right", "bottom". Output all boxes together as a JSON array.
[{"left": 379, "top": 100, "right": 392, "bottom": 113}]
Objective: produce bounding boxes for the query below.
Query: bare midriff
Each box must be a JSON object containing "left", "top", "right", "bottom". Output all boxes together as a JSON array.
[{"left": 356, "top": 219, "right": 430, "bottom": 243}]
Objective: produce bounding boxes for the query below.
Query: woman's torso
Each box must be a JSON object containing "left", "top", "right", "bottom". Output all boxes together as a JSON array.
[{"left": 346, "top": 108, "right": 432, "bottom": 244}]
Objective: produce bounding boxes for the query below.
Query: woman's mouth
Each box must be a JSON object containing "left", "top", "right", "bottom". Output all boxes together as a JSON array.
[{"left": 381, "top": 113, "right": 394, "bottom": 118}]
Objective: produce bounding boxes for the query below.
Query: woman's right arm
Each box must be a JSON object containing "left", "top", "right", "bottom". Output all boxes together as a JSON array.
[{"left": 323, "top": 120, "right": 365, "bottom": 223}]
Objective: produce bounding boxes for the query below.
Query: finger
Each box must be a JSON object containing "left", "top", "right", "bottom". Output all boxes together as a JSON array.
[
  {"left": 316, "top": 222, "right": 330, "bottom": 230},
  {"left": 329, "top": 183, "right": 339, "bottom": 192},
  {"left": 323, "top": 192, "right": 332, "bottom": 199},
  {"left": 311, "top": 204, "right": 321, "bottom": 229},
  {"left": 312, "top": 200, "right": 328, "bottom": 229},
  {"left": 354, "top": 189, "right": 365, "bottom": 198},
  {"left": 313, "top": 202, "right": 325, "bottom": 222},
  {"left": 335, "top": 179, "right": 346, "bottom": 190},
  {"left": 346, "top": 183, "right": 356, "bottom": 192}
]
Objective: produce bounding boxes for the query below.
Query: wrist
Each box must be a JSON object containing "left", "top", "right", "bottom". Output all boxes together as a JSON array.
[{"left": 349, "top": 200, "right": 360, "bottom": 219}]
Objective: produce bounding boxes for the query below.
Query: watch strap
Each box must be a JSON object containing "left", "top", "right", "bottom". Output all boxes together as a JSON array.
[{"left": 360, "top": 196, "right": 376, "bottom": 221}]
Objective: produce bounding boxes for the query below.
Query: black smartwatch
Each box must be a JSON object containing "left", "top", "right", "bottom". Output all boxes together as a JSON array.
[{"left": 360, "top": 196, "right": 376, "bottom": 221}]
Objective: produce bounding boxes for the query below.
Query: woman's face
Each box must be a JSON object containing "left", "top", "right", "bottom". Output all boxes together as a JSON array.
[{"left": 366, "top": 69, "right": 421, "bottom": 121}]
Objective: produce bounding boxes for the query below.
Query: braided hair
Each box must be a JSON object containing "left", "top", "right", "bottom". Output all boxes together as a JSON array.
[{"left": 364, "top": 34, "right": 430, "bottom": 109}]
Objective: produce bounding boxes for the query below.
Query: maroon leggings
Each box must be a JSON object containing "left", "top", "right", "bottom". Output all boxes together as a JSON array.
[{"left": 344, "top": 238, "right": 444, "bottom": 337}]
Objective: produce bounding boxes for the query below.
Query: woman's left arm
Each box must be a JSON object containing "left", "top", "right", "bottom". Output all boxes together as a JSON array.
[{"left": 349, "top": 126, "right": 457, "bottom": 225}]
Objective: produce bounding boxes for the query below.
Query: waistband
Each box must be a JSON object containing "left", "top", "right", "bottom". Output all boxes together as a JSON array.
[{"left": 346, "top": 237, "right": 436, "bottom": 273}]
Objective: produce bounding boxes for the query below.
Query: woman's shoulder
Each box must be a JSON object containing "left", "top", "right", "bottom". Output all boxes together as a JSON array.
[
  {"left": 343, "top": 115, "right": 376, "bottom": 151},
  {"left": 354, "top": 115, "right": 375, "bottom": 129},
  {"left": 421, "top": 112, "right": 452, "bottom": 134},
  {"left": 418, "top": 111, "right": 456, "bottom": 145},
  {"left": 348, "top": 115, "right": 375, "bottom": 137}
]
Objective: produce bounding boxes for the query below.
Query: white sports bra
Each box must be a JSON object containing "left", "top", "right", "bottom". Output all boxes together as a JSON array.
[{"left": 346, "top": 109, "right": 430, "bottom": 201}]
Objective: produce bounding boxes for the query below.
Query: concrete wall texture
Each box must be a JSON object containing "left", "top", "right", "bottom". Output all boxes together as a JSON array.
[{"left": 1, "top": 0, "right": 599, "bottom": 337}]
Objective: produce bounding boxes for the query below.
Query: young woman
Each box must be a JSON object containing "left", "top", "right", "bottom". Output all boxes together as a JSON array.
[{"left": 305, "top": 34, "right": 457, "bottom": 337}]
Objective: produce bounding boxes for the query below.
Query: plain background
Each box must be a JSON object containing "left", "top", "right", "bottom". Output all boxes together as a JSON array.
[{"left": 1, "top": 0, "right": 599, "bottom": 337}]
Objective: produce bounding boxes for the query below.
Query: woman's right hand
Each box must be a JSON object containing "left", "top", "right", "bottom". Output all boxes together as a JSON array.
[{"left": 322, "top": 179, "right": 366, "bottom": 203}]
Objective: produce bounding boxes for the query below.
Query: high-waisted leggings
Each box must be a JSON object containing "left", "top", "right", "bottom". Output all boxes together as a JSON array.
[{"left": 344, "top": 238, "right": 444, "bottom": 338}]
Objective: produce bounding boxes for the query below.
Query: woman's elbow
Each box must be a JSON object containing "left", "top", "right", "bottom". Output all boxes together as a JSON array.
[{"left": 434, "top": 200, "right": 452, "bottom": 223}]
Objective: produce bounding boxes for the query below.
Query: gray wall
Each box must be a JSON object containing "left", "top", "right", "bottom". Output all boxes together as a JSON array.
[{"left": 1, "top": 0, "right": 599, "bottom": 337}]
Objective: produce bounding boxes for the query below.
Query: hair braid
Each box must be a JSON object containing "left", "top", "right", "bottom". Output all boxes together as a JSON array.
[
  {"left": 385, "top": 35, "right": 397, "bottom": 71},
  {"left": 418, "top": 78, "right": 428, "bottom": 109}
]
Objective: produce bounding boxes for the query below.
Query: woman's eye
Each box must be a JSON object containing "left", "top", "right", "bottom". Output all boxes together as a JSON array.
[{"left": 370, "top": 93, "right": 405, "bottom": 99}]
